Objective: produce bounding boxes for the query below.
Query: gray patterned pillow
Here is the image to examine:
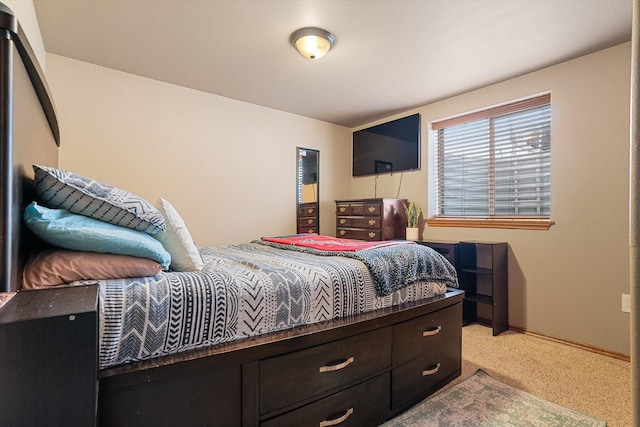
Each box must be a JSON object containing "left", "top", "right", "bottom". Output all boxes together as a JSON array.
[{"left": 33, "top": 165, "right": 166, "bottom": 234}]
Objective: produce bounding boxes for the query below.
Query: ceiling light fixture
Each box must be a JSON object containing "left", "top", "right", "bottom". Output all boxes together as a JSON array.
[{"left": 290, "top": 27, "right": 335, "bottom": 60}]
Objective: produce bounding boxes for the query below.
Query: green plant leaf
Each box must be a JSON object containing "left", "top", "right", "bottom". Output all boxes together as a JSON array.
[{"left": 404, "top": 201, "right": 422, "bottom": 228}]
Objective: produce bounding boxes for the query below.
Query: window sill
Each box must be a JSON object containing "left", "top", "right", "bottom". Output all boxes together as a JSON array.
[{"left": 425, "top": 217, "right": 555, "bottom": 230}]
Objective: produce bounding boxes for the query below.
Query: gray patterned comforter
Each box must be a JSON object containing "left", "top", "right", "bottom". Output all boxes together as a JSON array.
[
  {"left": 97, "top": 242, "right": 457, "bottom": 369},
  {"left": 256, "top": 240, "right": 458, "bottom": 296}
]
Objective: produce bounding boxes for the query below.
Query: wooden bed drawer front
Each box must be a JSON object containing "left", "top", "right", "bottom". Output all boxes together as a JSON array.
[
  {"left": 336, "top": 228, "right": 381, "bottom": 241},
  {"left": 100, "top": 362, "right": 242, "bottom": 426},
  {"left": 261, "top": 373, "right": 390, "bottom": 427},
  {"left": 391, "top": 339, "right": 461, "bottom": 410},
  {"left": 259, "top": 327, "right": 391, "bottom": 415},
  {"left": 392, "top": 302, "right": 462, "bottom": 366},
  {"left": 336, "top": 216, "right": 382, "bottom": 229}
]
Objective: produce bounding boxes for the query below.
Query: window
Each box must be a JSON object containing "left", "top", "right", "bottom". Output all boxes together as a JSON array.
[{"left": 429, "top": 94, "right": 553, "bottom": 230}]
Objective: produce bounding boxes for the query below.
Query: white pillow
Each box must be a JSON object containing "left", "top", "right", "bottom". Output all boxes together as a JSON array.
[{"left": 154, "top": 198, "right": 204, "bottom": 271}]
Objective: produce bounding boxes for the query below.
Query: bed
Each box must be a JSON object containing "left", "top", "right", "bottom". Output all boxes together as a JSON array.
[{"left": 0, "top": 6, "right": 464, "bottom": 426}]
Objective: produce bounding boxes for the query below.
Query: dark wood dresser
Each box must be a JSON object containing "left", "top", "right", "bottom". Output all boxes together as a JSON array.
[
  {"left": 297, "top": 202, "right": 319, "bottom": 234},
  {"left": 335, "top": 198, "right": 407, "bottom": 241}
]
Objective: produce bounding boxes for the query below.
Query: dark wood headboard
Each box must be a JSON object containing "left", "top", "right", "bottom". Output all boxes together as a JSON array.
[{"left": 0, "top": 3, "right": 60, "bottom": 292}]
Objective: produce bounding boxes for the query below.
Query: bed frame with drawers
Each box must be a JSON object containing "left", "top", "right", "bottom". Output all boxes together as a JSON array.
[{"left": 99, "top": 288, "right": 463, "bottom": 426}]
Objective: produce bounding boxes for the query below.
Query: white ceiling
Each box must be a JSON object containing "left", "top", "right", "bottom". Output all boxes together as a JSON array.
[{"left": 32, "top": 0, "right": 632, "bottom": 128}]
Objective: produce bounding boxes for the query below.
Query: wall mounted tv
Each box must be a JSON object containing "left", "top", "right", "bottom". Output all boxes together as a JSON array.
[{"left": 352, "top": 113, "right": 421, "bottom": 177}]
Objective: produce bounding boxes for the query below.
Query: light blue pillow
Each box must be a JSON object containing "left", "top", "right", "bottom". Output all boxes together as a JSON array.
[{"left": 23, "top": 202, "right": 171, "bottom": 269}]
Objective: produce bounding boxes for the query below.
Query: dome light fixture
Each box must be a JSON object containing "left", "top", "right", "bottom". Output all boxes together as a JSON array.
[{"left": 290, "top": 27, "right": 335, "bottom": 59}]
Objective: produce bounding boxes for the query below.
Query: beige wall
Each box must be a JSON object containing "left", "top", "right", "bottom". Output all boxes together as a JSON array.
[
  {"left": 352, "top": 42, "right": 632, "bottom": 355},
  {"left": 45, "top": 54, "right": 351, "bottom": 246}
]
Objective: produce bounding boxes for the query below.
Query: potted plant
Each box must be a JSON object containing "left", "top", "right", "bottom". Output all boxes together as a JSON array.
[{"left": 404, "top": 201, "right": 422, "bottom": 240}]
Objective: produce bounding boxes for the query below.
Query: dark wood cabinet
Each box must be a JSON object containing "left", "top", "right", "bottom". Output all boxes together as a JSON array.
[
  {"left": 0, "top": 285, "right": 98, "bottom": 426},
  {"left": 298, "top": 202, "right": 319, "bottom": 234},
  {"left": 335, "top": 198, "right": 407, "bottom": 241},
  {"left": 418, "top": 240, "right": 509, "bottom": 336},
  {"left": 458, "top": 241, "right": 508, "bottom": 335}
]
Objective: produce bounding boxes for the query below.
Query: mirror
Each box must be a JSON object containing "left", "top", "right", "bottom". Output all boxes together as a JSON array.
[{"left": 297, "top": 147, "right": 319, "bottom": 234}]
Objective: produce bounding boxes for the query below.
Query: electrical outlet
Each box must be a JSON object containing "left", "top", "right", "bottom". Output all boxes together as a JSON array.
[{"left": 622, "top": 294, "right": 631, "bottom": 313}]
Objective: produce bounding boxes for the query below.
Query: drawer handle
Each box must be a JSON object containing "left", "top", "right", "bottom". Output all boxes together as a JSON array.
[
  {"left": 307, "top": 208, "right": 314, "bottom": 214},
  {"left": 339, "top": 207, "right": 346, "bottom": 213},
  {"left": 319, "top": 407, "right": 354, "bottom": 427},
  {"left": 422, "top": 326, "right": 442, "bottom": 337},
  {"left": 339, "top": 230, "right": 346, "bottom": 236},
  {"left": 340, "top": 219, "right": 346, "bottom": 224},
  {"left": 422, "top": 363, "right": 441, "bottom": 376},
  {"left": 308, "top": 219, "right": 313, "bottom": 224},
  {"left": 368, "top": 232, "right": 375, "bottom": 238},
  {"left": 319, "top": 356, "right": 354, "bottom": 373},
  {"left": 368, "top": 219, "right": 376, "bottom": 226},
  {"left": 368, "top": 206, "right": 376, "bottom": 213}
]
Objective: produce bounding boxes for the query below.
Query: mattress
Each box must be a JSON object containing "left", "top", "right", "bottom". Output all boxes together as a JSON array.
[{"left": 98, "top": 242, "right": 457, "bottom": 369}]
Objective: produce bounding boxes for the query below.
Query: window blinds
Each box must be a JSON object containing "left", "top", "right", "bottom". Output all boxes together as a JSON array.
[{"left": 432, "top": 94, "right": 551, "bottom": 217}]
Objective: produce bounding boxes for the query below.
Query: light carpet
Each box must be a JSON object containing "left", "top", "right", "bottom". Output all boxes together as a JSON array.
[{"left": 382, "top": 369, "right": 607, "bottom": 426}]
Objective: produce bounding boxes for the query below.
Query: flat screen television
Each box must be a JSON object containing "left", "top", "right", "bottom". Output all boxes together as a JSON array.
[{"left": 352, "top": 113, "right": 420, "bottom": 177}]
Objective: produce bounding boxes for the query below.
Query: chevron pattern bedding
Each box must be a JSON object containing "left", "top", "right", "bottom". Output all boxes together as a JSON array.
[{"left": 98, "top": 242, "right": 456, "bottom": 369}]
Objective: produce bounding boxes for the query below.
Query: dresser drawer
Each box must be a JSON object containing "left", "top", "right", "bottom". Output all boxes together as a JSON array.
[
  {"left": 392, "top": 303, "right": 462, "bottom": 366},
  {"left": 336, "top": 202, "right": 381, "bottom": 216},
  {"left": 336, "top": 216, "right": 381, "bottom": 229},
  {"left": 299, "top": 205, "right": 318, "bottom": 217},
  {"left": 336, "top": 228, "right": 381, "bottom": 241},
  {"left": 336, "top": 203, "right": 352, "bottom": 215},
  {"left": 361, "top": 202, "right": 382, "bottom": 216},
  {"left": 391, "top": 337, "right": 461, "bottom": 410},
  {"left": 261, "top": 373, "right": 390, "bottom": 427},
  {"left": 298, "top": 226, "right": 317, "bottom": 234},
  {"left": 299, "top": 216, "right": 318, "bottom": 228},
  {"left": 259, "top": 327, "right": 391, "bottom": 415}
]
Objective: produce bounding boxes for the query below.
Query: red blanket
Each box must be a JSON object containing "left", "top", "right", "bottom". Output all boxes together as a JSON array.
[{"left": 261, "top": 234, "right": 412, "bottom": 252}]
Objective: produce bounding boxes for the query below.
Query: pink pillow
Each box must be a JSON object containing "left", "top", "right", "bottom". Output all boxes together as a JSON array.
[{"left": 22, "top": 249, "right": 163, "bottom": 289}]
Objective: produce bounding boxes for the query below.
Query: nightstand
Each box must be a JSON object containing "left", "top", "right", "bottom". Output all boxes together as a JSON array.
[
  {"left": 0, "top": 285, "right": 99, "bottom": 425},
  {"left": 458, "top": 242, "right": 508, "bottom": 335}
]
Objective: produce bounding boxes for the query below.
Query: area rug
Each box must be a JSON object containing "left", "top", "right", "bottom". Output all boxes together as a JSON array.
[{"left": 382, "top": 369, "right": 607, "bottom": 426}]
